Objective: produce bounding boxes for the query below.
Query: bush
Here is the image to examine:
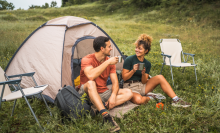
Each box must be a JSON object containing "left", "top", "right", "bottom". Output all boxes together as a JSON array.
[
  {"left": 128, "top": 0, "right": 162, "bottom": 8},
  {"left": 105, "top": 2, "right": 122, "bottom": 12},
  {"left": 1, "top": 13, "right": 18, "bottom": 21},
  {"left": 25, "top": 15, "right": 48, "bottom": 21},
  {"left": 100, "top": 0, "right": 115, "bottom": 3},
  {"left": 62, "top": 0, "right": 91, "bottom": 6}
]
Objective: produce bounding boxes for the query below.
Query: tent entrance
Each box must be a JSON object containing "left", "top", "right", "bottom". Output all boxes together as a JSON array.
[{"left": 71, "top": 36, "right": 96, "bottom": 87}]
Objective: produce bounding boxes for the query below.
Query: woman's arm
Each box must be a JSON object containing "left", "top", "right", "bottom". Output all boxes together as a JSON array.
[
  {"left": 141, "top": 68, "right": 149, "bottom": 84},
  {"left": 122, "top": 64, "right": 138, "bottom": 81}
]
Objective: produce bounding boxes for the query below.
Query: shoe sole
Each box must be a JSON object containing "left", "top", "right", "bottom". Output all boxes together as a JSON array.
[
  {"left": 171, "top": 103, "right": 191, "bottom": 108},
  {"left": 110, "top": 128, "right": 120, "bottom": 133},
  {"left": 146, "top": 93, "right": 166, "bottom": 99}
]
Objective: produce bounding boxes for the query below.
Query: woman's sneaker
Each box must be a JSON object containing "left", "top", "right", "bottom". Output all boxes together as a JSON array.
[
  {"left": 103, "top": 113, "right": 120, "bottom": 132},
  {"left": 146, "top": 92, "right": 166, "bottom": 100},
  {"left": 172, "top": 99, "right": 191, "bottom": 107}
]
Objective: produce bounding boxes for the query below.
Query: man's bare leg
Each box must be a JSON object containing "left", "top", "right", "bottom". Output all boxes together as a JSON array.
[{"left": 83, "top": 80, "right": 105, "bottom": 111}]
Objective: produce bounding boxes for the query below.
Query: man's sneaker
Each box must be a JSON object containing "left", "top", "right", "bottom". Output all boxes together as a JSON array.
[
  {"left": 146, "top": 92, "right": 166, "bottom": 100},
  {"left": 103, "top": 113, "right": 120, "bottom": 132},
  {"left": 90, "top": 105, "right": 98, "bottom": 117},
  {"left": 172, "top": 99, "right": 191, "bottom": 107}
]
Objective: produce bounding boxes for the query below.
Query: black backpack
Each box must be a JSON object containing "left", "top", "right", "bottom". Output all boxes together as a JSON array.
[{"left": 54, "top": 85, "right": 91, "bottom": 119}]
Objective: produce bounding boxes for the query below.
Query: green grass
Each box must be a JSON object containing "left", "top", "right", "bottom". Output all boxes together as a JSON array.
[{"left": 0, "top": 1, "right": 220, "bottom": 132}]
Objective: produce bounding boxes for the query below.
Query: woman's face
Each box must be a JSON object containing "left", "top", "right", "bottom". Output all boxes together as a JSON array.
[{"left": 135, "top": 44, "right": 148, "bottom": 57}]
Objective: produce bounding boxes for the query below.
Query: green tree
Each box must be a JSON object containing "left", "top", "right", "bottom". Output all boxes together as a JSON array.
[
  {"left": 42, "top": 2, "right": 49, "bottom": 9},
  {"left": 28, "top": 5, "right": 41, "bottom": 9},
  {"left": 62, "top": 0, "right": 68, "bottom": 7},
  {"left": 51, "top": 1, "right": 57, "bottom": 7},
  {"left": 0, "top": 0, "right": 15, "bottom": 10}
]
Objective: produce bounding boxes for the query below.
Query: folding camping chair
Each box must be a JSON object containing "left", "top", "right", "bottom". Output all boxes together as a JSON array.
[
  {"left": 159, "top": 39, "right": 197, "bottom": 87},
  {"left": 0, "top": 66, "right": 52, "bottom": 131}
]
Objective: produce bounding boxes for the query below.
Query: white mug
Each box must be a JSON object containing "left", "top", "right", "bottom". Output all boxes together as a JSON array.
[{"left": 117, "top": 56, "right": 122, "bottom": 63}]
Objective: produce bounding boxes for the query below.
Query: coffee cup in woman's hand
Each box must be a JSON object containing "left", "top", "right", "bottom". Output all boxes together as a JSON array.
[{"left": 137, "top": 63, "right": 145, "bottom": 70}]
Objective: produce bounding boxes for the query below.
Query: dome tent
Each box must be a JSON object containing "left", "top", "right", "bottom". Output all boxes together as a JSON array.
[{"left": 5, "top": 16, "right": 125, "bottom": 103}]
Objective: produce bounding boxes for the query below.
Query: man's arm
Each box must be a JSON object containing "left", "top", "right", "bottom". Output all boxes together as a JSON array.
[
  {"left": 107, "top": 73, "right": 119, "bottom": 110},
  {"left": 110, "top": 73, "right": 119, "bottom": 96},
  {"left": 84, "top": 57, "right": 118, "bottom": 81}
]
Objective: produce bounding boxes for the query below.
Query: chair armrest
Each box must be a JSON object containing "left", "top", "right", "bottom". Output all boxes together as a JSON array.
[
  {"left": 161, "top": 53, "right": 171, "bottom": 58},
  {"left": 183, "top": 53, "right": 195, "bottom": 57},
  {"left": 0, "top": 79, "right": 21, "bottom": 85},
  {"left": 34, "top": 84, "right": 48, "bottom": 88},
  {"left": 7, "top": 72, "right": 35, "bottom": 78}
]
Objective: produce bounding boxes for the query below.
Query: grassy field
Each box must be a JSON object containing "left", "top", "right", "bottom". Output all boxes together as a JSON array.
[{"left": 0, "top": 1, "right": 220, "bottom": 132}]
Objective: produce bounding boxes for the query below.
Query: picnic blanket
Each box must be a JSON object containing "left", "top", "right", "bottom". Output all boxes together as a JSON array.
[{"left": 109, "top": 101, "right": 139, "bottom": 118}]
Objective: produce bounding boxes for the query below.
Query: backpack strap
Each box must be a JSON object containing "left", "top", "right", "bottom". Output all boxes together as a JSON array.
[
  {"left": 65, "top": 86, "right": 81, "bottom": 99},
  {"left": 56, "top": 90, "right": 69, "bottom": 112}
]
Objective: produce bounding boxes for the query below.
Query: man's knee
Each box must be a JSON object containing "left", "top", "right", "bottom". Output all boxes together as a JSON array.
[{"left": 85, "top": 80, "right": 96, "bottom": 92}]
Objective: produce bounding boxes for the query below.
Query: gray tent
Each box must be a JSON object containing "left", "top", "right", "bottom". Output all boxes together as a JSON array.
[{"left": 5, "top": 16, "right": 125, "bottom": 103}]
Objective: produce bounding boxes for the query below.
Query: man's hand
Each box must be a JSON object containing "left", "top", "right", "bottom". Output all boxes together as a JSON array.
[
  {"left": 105, "top": 94, "right": 116, "bottom": 110},
  {"left": 107, "top": 57, "right": 118, "bottom": 65}
]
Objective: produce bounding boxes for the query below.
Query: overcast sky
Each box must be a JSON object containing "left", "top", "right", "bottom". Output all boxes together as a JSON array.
[{"left": 7, "top": 0, "right": 62, "bottom": 10}]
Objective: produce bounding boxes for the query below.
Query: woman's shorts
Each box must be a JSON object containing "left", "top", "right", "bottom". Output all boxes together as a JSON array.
[
  {"left": 123, "top": 81, "right": 146, "bottom": 96},
  {"left": 79, "top": 84, "right": 112, "bottom": 103}
]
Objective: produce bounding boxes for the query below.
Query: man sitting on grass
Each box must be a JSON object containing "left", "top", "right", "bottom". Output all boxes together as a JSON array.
[{"left": 78, "top": 36, "right": 133, "bottom": 132}]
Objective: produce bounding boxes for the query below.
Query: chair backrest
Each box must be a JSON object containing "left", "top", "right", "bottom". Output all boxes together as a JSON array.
[
  {"left": 160, "top": 39, "right": 182, "bottom": 65},
  {"left": 0, "top": 66, "right": 11, "bottom": 98}
]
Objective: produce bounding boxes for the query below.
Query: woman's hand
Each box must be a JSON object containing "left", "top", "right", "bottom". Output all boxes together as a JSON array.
[
  {"left": 133, "top": 64, "right": 138, "bottom": 72},
  {"left": 141, "top": 67, "right": 146, "bottom": 75}
]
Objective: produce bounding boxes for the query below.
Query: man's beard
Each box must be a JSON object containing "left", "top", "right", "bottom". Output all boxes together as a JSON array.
[{"left": 104, "top": 51, "right": 111, "bottom": 56}]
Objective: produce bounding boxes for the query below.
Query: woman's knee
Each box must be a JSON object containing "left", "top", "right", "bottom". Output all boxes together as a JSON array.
[
  {"left": 132, "top": 96, "right": 143, "bottom": 105},
  {"left": 123, "top": 88, "right": 133, "bottom": 99},
  {"left": 154, "top": 75, "right": 166, "bottom": 82}
]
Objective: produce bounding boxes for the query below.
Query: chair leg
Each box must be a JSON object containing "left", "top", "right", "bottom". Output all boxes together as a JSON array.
[
  {"left": 0, "top": 99, "right": 2, "bottom": 110},
  {"left": 23, "top": 96, "right": 44, "bottom": 131},
  {"left": 160, "top": 64, "right": 164, "bottom": 74},
  {"left": 40, "top": 93, "right": 52, "bottom": 116},
  {"left": 170, "top": 66, "right": 174, "bottom": 87},
  {"left": 11, "top": 99, "right": 17, "bottom": 116},
  {"left": 182, "top": 67, "right": 186, "bottom": 73},
  {"left": 194, "top": 66, "right": 197, "bottom": 81},
  {"left": 0, "top": 85, "right": 5, "bottom": 110}
]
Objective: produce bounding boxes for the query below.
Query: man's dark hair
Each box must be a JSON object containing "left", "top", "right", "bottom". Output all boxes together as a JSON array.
[{"left": 93, "top": 36, "right": 110, "bottom": 52}]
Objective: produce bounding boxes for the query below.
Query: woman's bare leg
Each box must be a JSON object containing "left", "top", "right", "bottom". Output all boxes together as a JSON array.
[
  {"left": 114, "top": 89, "right": 133, "bottom": 107},
  {"left": 130, "top": 92, "right": 150, "bottom": 105},
  {"left": 144, "top": 75, "right": 176, "bottom": 98}
]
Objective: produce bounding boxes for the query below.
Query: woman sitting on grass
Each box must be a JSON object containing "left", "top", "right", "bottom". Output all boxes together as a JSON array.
[{"left": 122, "top": 34, "right": 191, "bottom": 107}]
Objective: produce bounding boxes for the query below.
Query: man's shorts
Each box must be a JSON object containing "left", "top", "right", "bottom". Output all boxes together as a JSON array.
[
  {"left": 123, "top": 81, "right": 146, "bottom": 96},
  {"left": 79, "top": 84, "right": 112, "bottom": 103}
]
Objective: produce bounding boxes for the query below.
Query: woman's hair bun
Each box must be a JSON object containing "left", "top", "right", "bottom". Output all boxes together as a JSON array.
[{"left": 138, "top": 34, "right": 153, "bottom": 44}]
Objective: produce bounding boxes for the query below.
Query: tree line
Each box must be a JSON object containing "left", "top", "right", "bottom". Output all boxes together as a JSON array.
[
  {"left": 1, "top": 0, "right": 218, "bottom": 11},
  {"left": 61, "top": 0, "right": 219, "bottom": 7},
  {"left": 0, "top": 0, "right": 14, "bottom": 10},
  {"left": 29, "top": 1, "right": 57, "bottom": 9},
  {"left": 0, "top": 0, "right": 58, "bottom": 10}
]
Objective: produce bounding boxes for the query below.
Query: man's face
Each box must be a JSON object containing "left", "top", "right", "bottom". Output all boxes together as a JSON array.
[{"left": 103, "top": 41, "right": 112, "bottom": 56}]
